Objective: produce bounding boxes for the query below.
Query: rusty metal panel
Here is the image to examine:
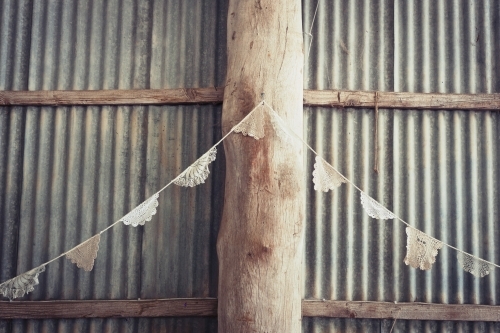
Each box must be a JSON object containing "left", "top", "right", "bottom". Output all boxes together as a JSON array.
[
  {"left": 1, "top": 0, "right": 500, "bottom": 332},
  {"left": 0, "top": 104, "right": 222, "bottom": 333},
  {"left": 302, "top": 318, "right": 500, "bottom": 333},
  {"left": 303, "top": 0, "right": 500, "bottom": 331},
  {"left": 0, "top": 0, "right": 226, "bottom": 332}
]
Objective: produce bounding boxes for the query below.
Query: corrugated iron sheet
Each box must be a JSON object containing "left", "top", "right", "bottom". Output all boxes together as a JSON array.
[
  {"left": 0, "top": 0, "right": 226, "bottom": 332},
  {"left": 1, "top": 0, "right": 500, "bottom": 333},
  {"left": 303, "top": 0, "right": 500, "bottom": 332}
]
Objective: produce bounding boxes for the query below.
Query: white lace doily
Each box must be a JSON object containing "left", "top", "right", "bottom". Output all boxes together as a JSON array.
[
  {"left": 360, "top": 192, "right": 395, "bottom": 220},
  {"left": 121, "top": 193, "right": 159, "bottom": 227},
  {"left": 312, "top": 156, "right": 347, "bottom": 192},
  {"left": 174, "top": 147, "right": 217, "bottom": 187},
  {"left": 404, "top": 227, "right": 443, "bottom": 270},
  {"left": 0, "top": 265, "right": 46, "bottom": 300},
  {"left": 457, "top": 252, "right": 493, "bottom": 278},
  {"left": 66, "top": 234, "right": 101, "bottom": 271},
  {"left": 269, "top": 110, "right": 293, "bottom": 143},
  {"left": 233, "top": 105, "right": 265, "bottom": 140}
]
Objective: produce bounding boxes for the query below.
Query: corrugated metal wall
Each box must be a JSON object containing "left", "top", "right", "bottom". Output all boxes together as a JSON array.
[
  {"left": 303, "top": 0, "right": 500, "bottom": 332},
  {"left": 0, "top": 0, "right": 226, "bottom": 332},
  {"left": 0, "top": 0, "right": 499, "bottom": 332}
]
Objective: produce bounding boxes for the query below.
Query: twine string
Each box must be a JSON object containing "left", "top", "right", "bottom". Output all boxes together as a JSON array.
[{"left": 305, "top": 0, "right": 320, "bottom": 63}]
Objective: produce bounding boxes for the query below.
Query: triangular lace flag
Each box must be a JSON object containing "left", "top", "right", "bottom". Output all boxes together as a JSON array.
[
  {"left": 233, "top": 105, "right": 265, "bottom": 139},
  {"left": 312, "top": 156, "right": 347, "bottom": 192},
  {"left": 121, "top": 193, "right": 159, "bottom": 227},
  {"left": 66, "top": 234, "right": 101, "bottom": 271},
  {"left": 0, "top": 265, "right": 46, "bottom": 300},
  {"left": 360, "top": 192, "right": 395, "bottom": 220},
  {"left": 174, "top": 147, "right": 217, "bottom": 187},
  {"left": 404, "top": 227, "right": 443, "bottom": 270},
  {"left": 269, "top": 109, "right": 293, "bottom": 143},
  {"left": 457, "top": 252, "right": 493, "bottom": 278}
]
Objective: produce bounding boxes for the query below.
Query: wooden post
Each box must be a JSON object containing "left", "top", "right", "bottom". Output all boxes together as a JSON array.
[{"left": 217, "top": 0, "right": 304, "bottom": 332}]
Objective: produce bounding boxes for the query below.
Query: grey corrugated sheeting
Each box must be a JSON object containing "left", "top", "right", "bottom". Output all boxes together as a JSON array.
[
  {"left": 303, "top": 0, "right": 500, "bottom": 332},
  {"left": 0, "top": 0, "right": 226, "bottom": 332},
  {"left": 2, "top": 0, "right": 500, "bottom": 333}
]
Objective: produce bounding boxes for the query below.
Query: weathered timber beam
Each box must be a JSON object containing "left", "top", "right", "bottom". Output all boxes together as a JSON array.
[
  {"left": 302, "top": 300, "right": 500, "bottom": 322},
  {"left": 0, "top": 298, "right": 218, "bottom": 319},
  {"left": 1, "top": 89, "right": 499, "bottom": 110},
  {"left": 303, "top": 89, "right": 500, "bottom": 110},
  {"left": 1, "top": 299, "right": 499, "bottom": 321},
  {"left": 0, "top": 88, "right": 224, "bottom": 106}
]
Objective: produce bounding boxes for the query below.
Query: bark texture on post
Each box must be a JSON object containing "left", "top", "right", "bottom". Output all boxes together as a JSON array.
[{"left": 217, "top": 0, "right": 304, "bottom": 332}]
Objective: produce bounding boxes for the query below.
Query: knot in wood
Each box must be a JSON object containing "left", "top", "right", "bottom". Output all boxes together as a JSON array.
[
  {"left": 183, "top": 88, "right": 197, "bottom": 101},
  {"left": 344, "top": 98, "right": 360, "bottom": 107}
]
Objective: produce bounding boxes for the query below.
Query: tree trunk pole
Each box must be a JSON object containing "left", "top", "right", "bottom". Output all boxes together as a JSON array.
[{"left": 217, "top": 0, "right": 304, "bottom": 332}]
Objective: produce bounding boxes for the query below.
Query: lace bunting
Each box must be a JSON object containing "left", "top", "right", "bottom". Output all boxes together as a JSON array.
[
  {"left": 233, "top": 105, "right": 265, "bottom": 140},
  {"left": 312, "top": 156, "right": 347, "bottom": 192},
  {"left": 0, "top": 265, "right": 46, "bottom": 300},
  {"left": 3, "top": 98, "right": 499, "bottom": 299},
  {"left": 121, "top": 193, "right": 159, "bottom": 227},
  {"left": 269, "top": 110, "right": 292, "bottom": 143},
  {"left": 360, "top": 192, "right": 395, "bottom": 220},
  {"left": 66, "top": 234, "right": 101, "bottom": 271},
  {"left": 174, "top": 147, "right": 217, "bottom": 187},
  {"left": 404, "top": 227, "right": 443, "bottom": 270},
  {"left": 457, "top": 252, "right": 493, "bottom": 277}
]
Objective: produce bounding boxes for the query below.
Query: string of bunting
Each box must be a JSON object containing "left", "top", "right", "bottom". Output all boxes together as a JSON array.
[
  {"left": 0, "top": 103, "right": 262, "bottom": 301},
  {"left": 0, "top": 100, "right": 497, "bottom": 301},
  {"left": 261, "top": 101, "right": 498, "bottom": 278}
]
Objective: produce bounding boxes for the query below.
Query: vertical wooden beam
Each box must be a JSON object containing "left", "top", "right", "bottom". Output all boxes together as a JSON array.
[{"left": 217, "top": 0, "right": 304, "bottom": 332}]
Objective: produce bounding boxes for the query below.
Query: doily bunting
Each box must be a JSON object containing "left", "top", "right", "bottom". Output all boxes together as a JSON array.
[
  {"left": 269, "top": 109, "right": 293, "bottom": 143},
  {"left": 174, "top": 147, "right": 217, "bottom": 187},
  {"left": 0, "top": 265, "right": 46, "bottom": 300},
  {"left": 120, "top": 193, "right": 159, "bottom": 227},
  {"left": 66, "top": 234, "right": 101, "bottom": 271},
  {"left": 404, "top": 227, "right": 443, "bottom": 270},
  {"left": 2, "top": 100, "right": 499, "bottom": 301},
  {"left": 233, "top": 105, "right": 265, "bottom": 140},
  {"left": 312, "top": 156, "right": 347, "bottom": 192},
  {"left": 457, "top": 252, "right": 493, "bottom": 278},
  {"left": 360, "top": 192, "right": 396, "bottom": 220}
]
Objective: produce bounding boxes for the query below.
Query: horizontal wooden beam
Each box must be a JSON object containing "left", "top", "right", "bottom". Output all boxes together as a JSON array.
[
  {"left": 1, "top": 299, "right": 499, "bottom": 321},
  {"left": 1, "top": 88, "right": 499, "bottom": 110},
  {"left": 302, "top": 300, "right": 500, "bottom": 322},
  {"left": 0, "top": 298, "right": 218, "bottom": 319},
  {"left": 0, "top": 88, "right": 224, "bottom": 106},
  {"left": 303, "top": 90, "right": 500, "bottom": 110}
]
